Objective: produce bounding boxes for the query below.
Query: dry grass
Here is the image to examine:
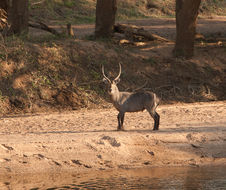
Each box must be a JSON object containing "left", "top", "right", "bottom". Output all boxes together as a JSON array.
[{"left": 29, "top": 0, "right": 226, "bottom": 25}]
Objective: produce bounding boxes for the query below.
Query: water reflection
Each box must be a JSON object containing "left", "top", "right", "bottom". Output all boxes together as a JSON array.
[{"left": 1, "top": 166, "right": 226, "bottom": 190}]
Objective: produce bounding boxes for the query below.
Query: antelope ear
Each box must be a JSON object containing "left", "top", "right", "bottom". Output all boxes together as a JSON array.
[
  {"left": 103, "top": 78, "right": 109, "bottom": 84},
  {"left": 114, "top": 78, "right": 120, "bottom": 84}
]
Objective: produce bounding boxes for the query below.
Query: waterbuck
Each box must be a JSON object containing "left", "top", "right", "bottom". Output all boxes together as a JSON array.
[{"left": 102, "top": 63, "right": 160, "bottom": 131}]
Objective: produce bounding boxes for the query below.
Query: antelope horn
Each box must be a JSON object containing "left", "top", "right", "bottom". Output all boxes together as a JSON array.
[
  {"left": 102, "top": 65, "right": 111, "bottom": 83},
  {"left": 114, "top": 63, "right": 121, "bottom": 82}
]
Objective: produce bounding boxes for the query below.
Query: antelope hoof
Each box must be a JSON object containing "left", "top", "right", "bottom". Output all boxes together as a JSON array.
[{"left": 117, "top": 127, "right": 124, "bottom": 131}]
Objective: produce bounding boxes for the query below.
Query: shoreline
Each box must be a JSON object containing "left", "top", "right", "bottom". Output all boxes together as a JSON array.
[{"left": 0, "top": 101, "right": 226, "bottom": 176}]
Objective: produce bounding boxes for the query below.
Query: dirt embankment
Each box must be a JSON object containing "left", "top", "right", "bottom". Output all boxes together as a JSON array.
[
  {"left": 0, "top": 101, "right": 226, "bottom": 176},
  {"left": 1, "top": 17, "right": 226, "bottom": 115}
]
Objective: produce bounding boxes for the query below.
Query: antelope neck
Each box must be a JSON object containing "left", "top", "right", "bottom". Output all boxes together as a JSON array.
[{"left": 110, "top": 87, "right": 120, "bottom": 102}]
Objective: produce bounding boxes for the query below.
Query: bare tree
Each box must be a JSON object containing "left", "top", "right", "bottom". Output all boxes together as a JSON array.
[
  {"left": 95, "top": 0, "right": 117, "bottom": 38},
  {"left": 173, "top": 0, "right": 201, "bottom": 59}
]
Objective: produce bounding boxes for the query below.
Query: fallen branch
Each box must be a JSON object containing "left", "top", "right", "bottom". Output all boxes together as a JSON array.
[
  {"left": 29, "top": 21, "right": 61, "bottom": 36},
  {"left": 30, "top": 0, "right": 45, "bottom": 7},
  {"left": 114, "top": 23, "right": 172, "bottom": 42}
]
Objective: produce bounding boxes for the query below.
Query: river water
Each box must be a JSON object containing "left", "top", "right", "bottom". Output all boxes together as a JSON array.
[{"left": 1, "top": 166, "right": 226, "bottom": 190}]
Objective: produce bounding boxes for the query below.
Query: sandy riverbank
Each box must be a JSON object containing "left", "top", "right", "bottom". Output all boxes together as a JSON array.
[{"left": 0, "top": 101, "right": 226, "bottom": 177}]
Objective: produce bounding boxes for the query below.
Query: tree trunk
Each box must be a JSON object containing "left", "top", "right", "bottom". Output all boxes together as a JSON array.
[
  {"left": 10, "top": 0, "right": 29, "bottom": 34},
  {"left": 0, "top": 0, "right": 10, "bottom": 13},
  {"left": 95, "top": 0, "right": 117, "bottom": 38},
  {"left": 0, "top": 0, "right": 9, "bottom": 31},
  {"left": 173, "top": 0, "right": 201, "bottom": 59},
  {"left": 0, "top": 8, "right": 7, "bottom": 30}
]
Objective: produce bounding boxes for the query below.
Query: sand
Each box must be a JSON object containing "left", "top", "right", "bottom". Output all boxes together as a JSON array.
[{"left": 0, "top": 101, "right": 226, "bottom": 176}]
